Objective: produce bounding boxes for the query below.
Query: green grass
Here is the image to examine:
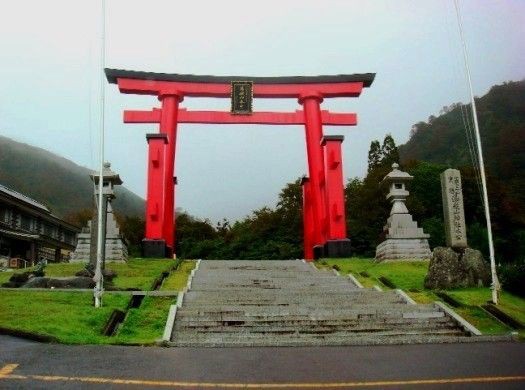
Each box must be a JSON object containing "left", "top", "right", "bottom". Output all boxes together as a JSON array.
[
  {"left": 108, "top": 259, "right": 177, "bottom": 290},
  {"left": 0, "top": 290, "right": 130, "bottom": 344},
  {"left": 319, "top": 257, "right": 429, "bottom": 290},
  {"left": 319, "top": 257, "right": 525, "bottom": 335},
  {"left": 116, "top": 296, "right": 175, "bottom": 344},
  {"left": 0, "top": 259, "right": 181, "bottom": 344},
  {"left": 43, "top": 263, "right": 85, "bottom": 277},
  {"left": 161, "top": 260, "right": 196, "bottom": 291},
  {"left": 2, "top": 259, "right": 178, "bottom": 291},
  {"left": 0, "top": 271, "right": 14, "bottom": 285}
]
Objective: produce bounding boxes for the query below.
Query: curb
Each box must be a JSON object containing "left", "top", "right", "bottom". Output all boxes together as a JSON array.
[
  {"left": 395, "top": 289, "right": 416, "bottom": 305},
  {"left": 162, "top": 259, "right": 201, "bottom": 343},
  {"left": 162, "top": 305, "right": 178, "bottom": 342},
  {"left": 434, "top": 301, "right": 482, "bottom": 336},
  {"left": 347, "top": 273, "right": 363, "bottom": 289}
]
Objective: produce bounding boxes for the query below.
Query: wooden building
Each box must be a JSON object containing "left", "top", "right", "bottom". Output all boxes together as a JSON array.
[{"left": 0, "top": 184, "right": 79, "bottom": 267}]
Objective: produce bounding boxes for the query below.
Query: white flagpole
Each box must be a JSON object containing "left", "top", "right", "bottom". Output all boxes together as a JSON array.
[
  {"left": 94, "top": 0, "right": 106, "bottom": 308},
  {"left": 453, "top": 0, "right": 499, "bottom": 304}
]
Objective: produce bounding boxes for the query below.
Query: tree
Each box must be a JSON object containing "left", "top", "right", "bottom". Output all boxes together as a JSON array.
[
  {"left": 63, "top": 208, "right": 92, "bottom": 228},
  {"left": 381, "top": 134, "right": 399, "bottom": 167},
  {"left": 367, "top": 140, "right": 382, "bottom": 172},
  {"left": 118, "top": 216, "right": 145, "bottom": 257}
]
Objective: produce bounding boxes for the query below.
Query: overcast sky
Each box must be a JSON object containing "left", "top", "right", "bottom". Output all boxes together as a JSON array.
[{"left": 0, "top": 0, "right": 523, "bottom": 222}]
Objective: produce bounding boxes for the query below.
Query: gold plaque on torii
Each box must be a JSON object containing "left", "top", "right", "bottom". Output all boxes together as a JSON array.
[{"left": 231, "top": 81, "right": 253, "bottom": 115}]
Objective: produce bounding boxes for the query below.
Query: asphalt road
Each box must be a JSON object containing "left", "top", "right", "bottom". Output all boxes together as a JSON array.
[{"left": 1, "top": 335, "right": 524, "bottom": 389}]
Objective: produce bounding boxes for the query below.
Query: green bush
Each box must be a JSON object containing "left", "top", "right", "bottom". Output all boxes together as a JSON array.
[{"left": 499, "top": 262, "right": 525, "bottom": 297}]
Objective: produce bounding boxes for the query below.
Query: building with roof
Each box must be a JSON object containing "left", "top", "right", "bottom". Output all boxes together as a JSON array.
[{"left": 0, "top": 183, "right": 80, "bottom": 267}]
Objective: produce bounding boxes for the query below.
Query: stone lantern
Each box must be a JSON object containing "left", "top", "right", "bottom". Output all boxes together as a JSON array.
[
  {"left": 375, "top": 163, "right": 431, "bottom": 261},
  {"left": 90, "top": 162, "right": 122, "bottom": 200},
  {"left": 71, "top": 163, "right": 128, "bottom": 266},
  {"left": 89, "top": 163, "right": 124, "bottom": 268}
]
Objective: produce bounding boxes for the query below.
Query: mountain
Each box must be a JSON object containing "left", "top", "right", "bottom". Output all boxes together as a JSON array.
[
  {"left": 0, "top": 135, "right": 144, "bottom": 221},
  {"left": 399, "top": 80, "right": 525, "bottom": 205}
]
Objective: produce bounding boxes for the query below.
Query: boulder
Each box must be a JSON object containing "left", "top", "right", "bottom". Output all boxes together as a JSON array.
[
  {"left": 424, "top": 247, "right": 465, "bottom": 289},
  {"left": 463, "top": 248, "right": 491, "bottom": 286},
  {"left": 75, "top": 267, "right": 116, "bottom": 282},
  {"left": 22, "top": 277, "right": 95, "bottom": 289},
  {"left": 424, "top": 246, "right": 491, "bottom": 289},
  {"left": 22, "top": 277, "right": 50, "bottom": 288},
  {"left": 3, "top": 271, "right": 32, "bottom": 287},
  {"left": 102, "top": 269, "right": 117, "bottom": 282},
  {"left": 48, "top": 277, "right": 95, "bottom": 289},
  {"left": 75, "top": 268, "right": 93, "bottom": 278},
  {"left": 9, "top": 272, "right": 31, "bottom": 284}
]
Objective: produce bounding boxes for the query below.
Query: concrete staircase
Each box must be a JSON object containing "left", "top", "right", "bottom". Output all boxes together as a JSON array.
[{"left": 168, "top": 260, "right": 481, "bottom": 347}]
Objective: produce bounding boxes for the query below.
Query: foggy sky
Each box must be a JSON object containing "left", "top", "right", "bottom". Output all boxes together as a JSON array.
[{"left": 0, "top": 0, "right": 523, "bottom": 222}]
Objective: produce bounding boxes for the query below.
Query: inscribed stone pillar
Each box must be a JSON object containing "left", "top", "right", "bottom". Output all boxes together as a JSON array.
[{"left": 440, "top": 169, "right": 468, "bottom": 248}]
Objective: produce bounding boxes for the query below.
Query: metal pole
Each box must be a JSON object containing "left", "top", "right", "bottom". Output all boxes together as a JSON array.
[
  {"left": 94, "top": 0, "right": 106, "bottom": 308},
  {"left": 453, "top": 0, "right": 499, "bottom": 304}
]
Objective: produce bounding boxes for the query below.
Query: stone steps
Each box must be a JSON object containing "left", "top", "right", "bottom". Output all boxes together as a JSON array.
[
  {"left": 177, "top": 304, "right": 439, "bottom": 315},
  {"left": 175, "top": 318, "right": 458, "bottom": 331},
  {"left": 170, "top": 330, "right": 469, "bottom": 348},
  {"left": 185, "top": 300, "right": 407, "bottom": 306},
  {"left": 168, "top": 260, "right": 476, "bottom": 347}
]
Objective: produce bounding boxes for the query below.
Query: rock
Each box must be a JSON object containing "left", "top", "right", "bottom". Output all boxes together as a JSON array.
[
  {"left": 75, "top": 268, "right": 93, "bottom": 278},
  {"left": 424, "top": 247, "right": 465, "bottom": 289},
  {"left": 9, "top": 272, "right": 31, "bottom": 284},
  {"left": 462, "top": 248, "right": 491, "bottom": 287},
  {"left": 22, "top": 277, "right": 50, "bottom": 288},
  {"left": 102, "top": 269, "right": 117, "bottom": 282},
  {"left": 22, "top": 277, "right": 95, "bottom": 289},
  {"left": 424, "top": 246, "right": 491, "bottom": 289},
  {"left": 47, "top": 277, "right": 95, "bottom": 289}
]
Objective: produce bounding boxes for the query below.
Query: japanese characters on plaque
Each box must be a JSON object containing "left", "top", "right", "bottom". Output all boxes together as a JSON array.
[
  {"left": 440, "top": 168, "right": 468, "bottom": 248},
  {"left": 231, "top": 81, "right": 253, "bottom": 115}
]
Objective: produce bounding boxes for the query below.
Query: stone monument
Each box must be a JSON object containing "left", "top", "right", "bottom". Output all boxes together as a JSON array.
[
  {"left": 441, "top": 168, "right": 467, "bottom": 248},
  {"left": 375, "top": 163, "right": 431, "bottom": 261},
  {"left": 70, "top": 163, "right": 128, "bottom": 264},
  {"left": 424, "top": 168, "right": 490, "bottom": 289}
]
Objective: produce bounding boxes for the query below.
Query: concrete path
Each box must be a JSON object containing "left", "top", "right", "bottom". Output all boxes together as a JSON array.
[{"left": 1, "top": 335, "right": 524, "bottom": 389}]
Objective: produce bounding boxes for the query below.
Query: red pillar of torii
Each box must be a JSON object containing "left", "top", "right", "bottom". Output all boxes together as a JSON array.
[{"left": 105, "top": 69, "right": 374, "bottom": 259}]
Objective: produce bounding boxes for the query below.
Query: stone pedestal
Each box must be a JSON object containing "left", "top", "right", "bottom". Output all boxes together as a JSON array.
[
  {"left": 376, "top": 238, "right": 431, "bottom": 261},
  {"left": 70, "top": 224, "right": 92, "bottom": 262},
  {"left": 324, "top": 239, "right": 351, "bottom": 258},
  {"left": 70, "top": 205, "right": 128, "bottom": 263},
  {"left": 142, "top": 239, "right": 167, "bottom": 258}
]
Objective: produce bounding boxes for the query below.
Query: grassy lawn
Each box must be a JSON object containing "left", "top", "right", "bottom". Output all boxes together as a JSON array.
[
  {"left": 160, "top": 260, "right": 196, "bottom": 291},
  {"left": 0, "top": 290, "right": 130, "bottom": 344},
  {"left": 2, "top": 259, "right": 178, "bottom": 291},
  {"left": 318, "top": 257, "right": 525, "bottom": 336},
  {"left": 116, "top": 296, "right": 175, "bottom": 344},
  {"left": 318, "top": 257, "right": 429, "bottom": 290},
  {"left": 0, "top": 259, "right": 189, "bottom": 345},
  {"left": 108, "top": 259, "right": 176, "bottom": 290},
  {"left": 43, "top": 263, "right": 85, "bottom": 277},
  {"left": 0, "top": 271, "right": 14, "bottom": 285}
]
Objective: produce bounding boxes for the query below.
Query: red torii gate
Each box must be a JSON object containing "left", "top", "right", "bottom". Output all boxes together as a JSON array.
[{"left": 105, "top": 69, "right": 374, "bottom": 260}]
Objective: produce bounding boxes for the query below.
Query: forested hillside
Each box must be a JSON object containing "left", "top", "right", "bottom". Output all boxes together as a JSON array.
[
  {"left": 0, "top": 135, "right": 144, "bottom": 221},
  {"left": 399, "top": 80, "right": 525, "bottom": 208}
]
